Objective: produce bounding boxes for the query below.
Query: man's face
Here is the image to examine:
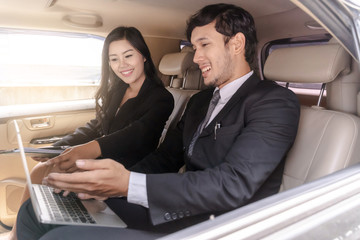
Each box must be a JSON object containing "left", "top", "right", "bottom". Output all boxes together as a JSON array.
[{"left": 191, "top": 21, "right": 234, "bottom": 88}]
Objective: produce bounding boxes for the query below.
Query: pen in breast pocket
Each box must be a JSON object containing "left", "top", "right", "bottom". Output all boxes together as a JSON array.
[{"left": 214, "top": 122, "right": 221, "bottom": 140}]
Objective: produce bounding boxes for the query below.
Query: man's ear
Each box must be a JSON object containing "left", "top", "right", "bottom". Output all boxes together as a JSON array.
[{"left": 232, "top": 32, "right": 246, "bottom": 55}]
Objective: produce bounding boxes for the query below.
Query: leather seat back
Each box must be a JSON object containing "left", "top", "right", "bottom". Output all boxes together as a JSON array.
[
  {"left": 158, "top": 47, "right": 203, "bottom": 143},
  {"left": 264, "top": 41, "right": 360, "bottom": 191}
]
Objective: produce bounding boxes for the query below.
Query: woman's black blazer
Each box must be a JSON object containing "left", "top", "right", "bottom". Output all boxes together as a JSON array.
[{"left": 54, "top": 78, "right": 174, "bottom": 168}]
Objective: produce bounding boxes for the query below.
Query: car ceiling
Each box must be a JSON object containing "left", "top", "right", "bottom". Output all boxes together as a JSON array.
[{"left": 0, "top": 0, "right": 325, "bottom": 42}]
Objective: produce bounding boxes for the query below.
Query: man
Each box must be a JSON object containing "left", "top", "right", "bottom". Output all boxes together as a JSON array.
[{"left": 16, "top": 3, "right": 300, "bottom": 239}]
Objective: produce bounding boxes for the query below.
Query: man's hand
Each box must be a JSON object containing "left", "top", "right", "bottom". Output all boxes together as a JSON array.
[
  {"left": 31, "top": 157, "right": 50, "bottom": 162},
  {"left": 46, "top": 141, "right": 102, "bottom": 173},
  {"left": 43, "top": 159, "right": 130, "bottom": 198}
]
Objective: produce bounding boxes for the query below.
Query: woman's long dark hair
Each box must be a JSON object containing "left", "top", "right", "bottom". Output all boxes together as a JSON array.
[{"left": 95, "top": 26, "right": 163, "bottom": 124}]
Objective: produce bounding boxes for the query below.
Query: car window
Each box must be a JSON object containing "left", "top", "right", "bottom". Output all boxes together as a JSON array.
[
  {"left": 0, "top": 28, "right": 104, "bottom": 106},
  {"left": 180, "top": 40, "right": 192, "bottom": 49}
]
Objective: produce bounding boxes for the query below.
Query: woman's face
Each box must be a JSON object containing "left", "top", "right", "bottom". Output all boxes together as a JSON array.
[{"left": 108, "top": 39, "right": 146, "bottom": 86}]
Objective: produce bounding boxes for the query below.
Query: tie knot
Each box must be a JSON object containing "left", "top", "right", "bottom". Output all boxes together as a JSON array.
[{"left": 211, "top": 90, "right": 220, "bottom": 105}]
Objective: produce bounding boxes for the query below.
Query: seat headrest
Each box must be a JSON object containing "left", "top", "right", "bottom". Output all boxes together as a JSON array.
[
  {"left": 159, "top": 51, "right": 196, "bottom": 76},
  {"left": 264, "top": 43, "right": 351, "bottom": 83}
]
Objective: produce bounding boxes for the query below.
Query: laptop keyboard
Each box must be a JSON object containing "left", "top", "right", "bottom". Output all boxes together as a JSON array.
[{"left": 38, "top": 186, "right": 96, "bottom": 224}]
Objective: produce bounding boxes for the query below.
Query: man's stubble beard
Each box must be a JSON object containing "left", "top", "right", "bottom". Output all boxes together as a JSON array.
[{"left": 206, "top": 49, "right": 233, "bottom": 88}]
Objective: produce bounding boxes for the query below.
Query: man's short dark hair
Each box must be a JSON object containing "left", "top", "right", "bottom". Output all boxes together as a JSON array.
[{"left": 186, "top": 3, "right": 258, "bottom": 70}]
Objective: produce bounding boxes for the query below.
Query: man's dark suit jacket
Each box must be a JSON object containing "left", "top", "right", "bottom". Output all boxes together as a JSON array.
[
  {"left": 131, "top": 74, "right": 300, "bottom": 226},
  {"left": 54, "top": 78, "right": 174, "bottom": 168}
]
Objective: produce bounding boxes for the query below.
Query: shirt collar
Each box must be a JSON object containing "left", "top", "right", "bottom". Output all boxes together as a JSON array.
[{"left": 215, "top": 71, "right": 254, "bottom": 102}]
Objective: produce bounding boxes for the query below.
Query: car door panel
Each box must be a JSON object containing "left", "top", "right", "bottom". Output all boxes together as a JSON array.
[{"left": 0, "top": 102, "right": 95, "bottom": 228}]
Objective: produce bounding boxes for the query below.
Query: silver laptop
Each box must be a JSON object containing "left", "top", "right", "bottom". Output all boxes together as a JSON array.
[{"left": 14, "top": 120, "right": 127, "bottom": 228}]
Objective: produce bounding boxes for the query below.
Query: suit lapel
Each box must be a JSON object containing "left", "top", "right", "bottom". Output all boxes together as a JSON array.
[
  {"left": 102, "top": 86, "right": 126, "bottom": 134},
  {"left": 105, "top": 78, "right": 153, "bottom": 134},
  {"left": 201, "top": 74, "right": 260, "bottom": 136},
  {"left": 194, "top": 90, "right": 214, "bottom": 126},
  {"left": 184, "top": 89, "right": 214, "bottom": 145}
]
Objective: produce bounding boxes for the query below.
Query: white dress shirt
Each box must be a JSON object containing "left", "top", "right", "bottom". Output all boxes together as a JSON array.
[{"left": 127, "top": 71, "right": 254, "bottom": 208}]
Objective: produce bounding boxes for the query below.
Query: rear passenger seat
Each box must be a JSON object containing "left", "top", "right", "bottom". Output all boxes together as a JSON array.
[
  {"left": 264, "top": 40, "right": 360, "bottom": 191},
  {"left": 158, "top": 46, "right": 204, "bottom": 143}
]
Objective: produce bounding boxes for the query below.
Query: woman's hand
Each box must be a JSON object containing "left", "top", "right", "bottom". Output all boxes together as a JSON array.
[{"left": 46, "top": 141, "right": 102, "bottom": 173}]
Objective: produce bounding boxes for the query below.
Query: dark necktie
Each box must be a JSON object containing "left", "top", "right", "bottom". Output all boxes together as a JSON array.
[{"left": 188, "top": 90, "right": 220, "bottom": 157}]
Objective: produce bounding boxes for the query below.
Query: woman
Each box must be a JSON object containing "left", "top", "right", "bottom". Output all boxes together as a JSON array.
[
  {"left": 49, "top": 26, "right": 174, "bottom": 170},
  {"left": 7, "top": 26, "right": 173, "bottom": 240}
]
